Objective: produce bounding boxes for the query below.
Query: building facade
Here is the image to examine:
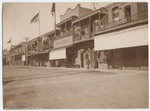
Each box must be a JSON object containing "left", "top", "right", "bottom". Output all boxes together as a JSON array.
[
  {"left": 49, "top": 4, "right": 93, "bottom": 68},
  {"left": 3, "top": 49, "right": 9, "bottom": 65},
  {"left": 93, "top": 2, "right": 148, "bottom": 69},
  {"left": 7, "top": 2, "right": 148, "bottom": 70},
  {"left": 9, "top": 42, "right": 26, "bottom": 66}
]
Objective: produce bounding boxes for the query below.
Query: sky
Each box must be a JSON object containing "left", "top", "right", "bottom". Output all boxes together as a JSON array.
[{"left": 3, "top": 2, "right": 110, "bottom": 50}]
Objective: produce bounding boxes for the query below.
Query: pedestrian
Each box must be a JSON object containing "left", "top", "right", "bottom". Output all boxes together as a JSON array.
[{"left": 86, "top": 59, "right": 90, "bottom": 69}]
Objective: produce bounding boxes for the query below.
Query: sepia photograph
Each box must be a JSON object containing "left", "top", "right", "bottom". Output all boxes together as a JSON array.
[{"left": 2, "top": 1, "right": 149, "bottom": 109}]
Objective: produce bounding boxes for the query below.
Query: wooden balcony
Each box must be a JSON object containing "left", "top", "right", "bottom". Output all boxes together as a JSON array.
[
  {"left": 73, "top": 30, "right": 91, "bottom": 43},
  {"left": 94, "top": 11, "right": 148, "bottom": 35}
]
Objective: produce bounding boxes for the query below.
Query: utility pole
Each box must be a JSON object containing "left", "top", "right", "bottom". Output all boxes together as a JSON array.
[{"left": 23, "top": 37, "right": 30, "bottom": 67}]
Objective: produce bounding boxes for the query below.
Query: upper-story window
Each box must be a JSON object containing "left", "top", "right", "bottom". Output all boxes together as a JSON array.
[
  {"left": 37, "top": 38, "right": 42, "bottom": 51},
  {"left": 112, "top": 6, "right": 119, "bottom": 21},
  {"left": 56, "top": 20, "right": 72, "bottom": 39},
  {"left": 80, "top": 18, "right": 90, "bottom": 38},
  {"left": 73, "top": 22, "right": 81, "bottom": 40},
  {"left": 91, "top": 13, "right": 99, "bottom": 32},
  {"left": 48, "top": 33, "right": 55, "bottom": 48},
  {"left": 60, "top": 23, "right": 65, "bottom": 37},
  {"left": 124, "top": 5, "right": 131, "bottom": 22},
  {"left": 137, "top": 3, "right": 148, "bottom": 13},
  {"left": 66, "top": 20, "right": 72, "bottom": 36},
  {"left": 137, "top": 3, "right": 148, "bottom": 20},
  {"left": 43, "top": 36, "right": 48, "bottom": 49}
]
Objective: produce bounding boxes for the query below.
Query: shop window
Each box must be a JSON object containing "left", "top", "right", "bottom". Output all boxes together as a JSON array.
[
  {"left": 140, "top": 47, "right": 148, "bottom": 66},
  {"left": 112, "top": 6, "right": 119, "bottom": 21},
  {"left": 112, "top": 49, "right": 121, "bottom": 59},
  {"left": 98, "top": 51, "right": 106, "bottom": 63}
]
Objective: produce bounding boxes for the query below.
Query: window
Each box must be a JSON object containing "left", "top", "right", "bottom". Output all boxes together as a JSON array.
[
  {"left": 124, "top": 5, "right": 131, "bottom": 21},
  {"left": 112, "top": 6, "right": 119, "bottom": 21},
  {"left": 112, "top": 49, "right": 121, "bottom": 59},
  {"left": 98, "top": 51, "right": 106, "bottom": 63},
  {"left": 138, "top": 3, "right": 148, "bottom": 13}
]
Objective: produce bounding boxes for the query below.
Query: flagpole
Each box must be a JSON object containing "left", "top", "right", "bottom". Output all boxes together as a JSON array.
[
  {"left": 54, "top": 8, "right": 56, "bottom": 30},
  {"left": 39, "top": 10, "right": 41, "bottom": 35}
]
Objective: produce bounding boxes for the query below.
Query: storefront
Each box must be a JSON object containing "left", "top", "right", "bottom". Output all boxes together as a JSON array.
[
  {"left": 94, "top": 25, "right": 148, "bottom": 69},
  {"left": 49, "top": 47, "right": 67, "bottom": 67},
  {"left": 14, "top": 54, "right": 26, "bottom": 66},
  {"left": 49, "top": 36, "right": 73, "bottom": 67},
  {"left": 70, "top": 40, "right": 96, "bottom": 69},
  {"left": 28, "top": 50, "right": 49, "bottom": 67}
]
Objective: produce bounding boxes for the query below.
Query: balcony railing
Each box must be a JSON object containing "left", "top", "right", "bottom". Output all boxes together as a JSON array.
[
  {"left": 43, "top": 42, "right": 53, "bottom": 50},
  {"left": 94, "top": 11, "right": 148, "bottom": 34},
  {"left": 56, "top": 31, "right": 72, "bottom": 39},
  {"left": 73, "top": 28, "right": 91, "bottom": 42}
]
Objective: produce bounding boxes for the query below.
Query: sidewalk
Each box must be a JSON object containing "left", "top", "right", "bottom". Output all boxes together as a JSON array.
[{"left": 7, "top": 65, "right": 148, "bottom": 74}]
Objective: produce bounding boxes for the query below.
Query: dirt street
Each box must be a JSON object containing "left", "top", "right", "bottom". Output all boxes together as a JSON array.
[{"left": 3, "top": 66, "right": 148, "bottom": 109}]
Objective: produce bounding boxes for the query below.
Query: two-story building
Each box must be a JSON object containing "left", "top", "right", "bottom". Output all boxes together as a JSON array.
[
  {"left": 27, "top": 30, "right": 55, "bottom": 67},
  {"left": 8, "top": 2, "right": 148, "bottom": 70},
  {"left": 27, "top": 36, "right": 43, "bottom": 66},
  {"left": 71, "top": 7, "right": 108, "bottom": 68},
  {"left": 49, "top": 4, "right": 93, "bottom": 67},
  {"left": 9, "top": 42, "right": 26, "bottom": 66},
  {"left": 93, "top": 2, "right": 148, "bottom": 69},
  {"left": 3, "top": 49, "right": 9, "bottom": 65},
  {"left": 67, "top": 2, "right": 148, "bottom": 70}
]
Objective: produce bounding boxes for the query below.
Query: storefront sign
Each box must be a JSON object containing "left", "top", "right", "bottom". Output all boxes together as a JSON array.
[
  {"left": 22, "top": 55, "right": 26, "bottom": 61},
  {"left": 49, "top": 48, "right": 66, "bottom": 60},
  {"left": 54, "top": 36, "right": 73, "bottom": 48}
]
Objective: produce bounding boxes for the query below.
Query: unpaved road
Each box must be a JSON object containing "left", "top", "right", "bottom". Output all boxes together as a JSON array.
[{"left": 3, "top": 66, "right": 148, "bottom": 109}]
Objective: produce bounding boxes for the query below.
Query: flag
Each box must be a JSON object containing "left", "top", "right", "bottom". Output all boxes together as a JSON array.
[
  {"left": 51, "top": 3, "right": 55, "bottom": 15},
  {"left": 7, "top": 39, "right": 11, "bottom": 44},
  {"left": 30, "top": 13, "right": 39, "bottom": 23}
]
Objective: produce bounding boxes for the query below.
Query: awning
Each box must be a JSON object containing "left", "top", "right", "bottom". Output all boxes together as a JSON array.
[
  {"left": 94, "top": 25, "right": 148, "bottom": 51},
  {"left": 49, "top": 48, "right": 66, "bottom": 60}
]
